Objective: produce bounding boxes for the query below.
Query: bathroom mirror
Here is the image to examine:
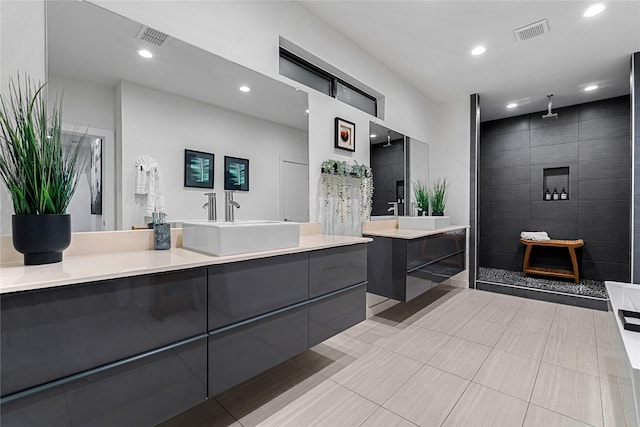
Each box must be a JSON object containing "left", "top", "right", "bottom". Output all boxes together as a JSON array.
[
  {"left": 45, "top": 1, "right": 309, "bottom": 231},
  {"left": 369, "top": 122, "right": 407, "bottom": 217}
]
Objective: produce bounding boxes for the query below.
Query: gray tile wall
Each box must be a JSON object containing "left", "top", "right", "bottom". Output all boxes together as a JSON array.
[{"left": 479, "top": 96, "right": 631, "bottom": 282}]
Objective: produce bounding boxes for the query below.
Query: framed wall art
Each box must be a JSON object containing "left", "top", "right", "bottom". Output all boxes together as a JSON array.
[
  {"left": 224, "top": 156, "right": 249, "bottom": 191},
  {"left": 335, "top": 117, "right": 355, "bottom": 152},
  {"left": 184, "top": 149, "right": 214, "bottom": 189}
]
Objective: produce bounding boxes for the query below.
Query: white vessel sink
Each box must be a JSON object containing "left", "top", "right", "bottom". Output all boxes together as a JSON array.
[
  {"left": 181, "top": 220, "right": 300, "bottom": 256},
  {"left": 398, "top": 216, "right": 451, "bottom": 230}
]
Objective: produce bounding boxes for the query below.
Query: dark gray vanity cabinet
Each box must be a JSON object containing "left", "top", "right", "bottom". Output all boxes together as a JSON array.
[
  {"left": 1, "top": 243, "right": 368, "bottom": 425},
  {"left": 365, "top": 229, "right": 466, "bottom": 301},
  {"left": 0, "top": 268, "right": 207, "bottom": 396}
]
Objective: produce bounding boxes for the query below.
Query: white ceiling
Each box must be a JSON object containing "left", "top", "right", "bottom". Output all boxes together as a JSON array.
[
  {"left": 47, "top": 1, "right": 309, "bottom": 131},
  {"left": 302, "top": 1, "right": 640, "bottom": 121}
]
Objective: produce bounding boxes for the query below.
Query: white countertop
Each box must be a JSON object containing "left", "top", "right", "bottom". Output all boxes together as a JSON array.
[
  {"left": 0, "top": 234, "right": 371, "bottom": 295},
  {"left": 363, "top": 225, "right": 469, "bottom": 239}
]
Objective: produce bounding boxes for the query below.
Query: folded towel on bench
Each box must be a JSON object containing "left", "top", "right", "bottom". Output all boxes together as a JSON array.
[{"left": 520, "top": 231, "right": 550, "bottom": 241}]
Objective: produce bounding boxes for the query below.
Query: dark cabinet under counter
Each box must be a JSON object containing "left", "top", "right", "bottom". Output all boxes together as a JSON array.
[{"left": 365, "top": 229, "right": 466, "bottom": 302}]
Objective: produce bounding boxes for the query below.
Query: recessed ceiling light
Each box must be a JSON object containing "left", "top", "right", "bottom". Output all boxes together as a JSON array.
[
  {"left": 584, "top": 85, "right": 599, "bottom": 91},
  {"left": 305, "top": 109, "right": 310, "bottom": 114},
  {"left": 471, "top": 46, "right": 486, "bottom": 56},
  {"left": 239, "top": 85, "right": 251, "bottom": 93},
  {"left": 137, "top": 49, "right": 153, "bottom": 59},
  {"left": 507, "top": 103, "right": 518, "bottom": 109},
  {"left": 370, "top": 134, "right": 377, "bottom": 138},
  {"left": 584, "top": 4, "right": 605, "bottom": 17}
]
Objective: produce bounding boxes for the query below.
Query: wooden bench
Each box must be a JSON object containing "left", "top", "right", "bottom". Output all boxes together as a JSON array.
[{"left": 520, "top": 238, "right": 584, "bottom": 283}]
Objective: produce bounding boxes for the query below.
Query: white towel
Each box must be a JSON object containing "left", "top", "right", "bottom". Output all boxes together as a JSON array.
[
  {"left": 521, "top": 231, "right": 550, "bottom": 241},
  {"left": 134, "top": 155, "right": 158, "bottom": 195},
  {"left": 145, "top": 166, "right": 166, "bottom": 215}
]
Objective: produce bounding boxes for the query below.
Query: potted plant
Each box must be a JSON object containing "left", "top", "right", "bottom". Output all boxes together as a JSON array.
[
  {"left": 412, "top": 179, "right": 429, "bottom": 216},
  {"left": 0, "top": 75, "right": 85, "bottom": 265},
  {"left": 430, "top": 178, "right": 447, "bottom": 216}
]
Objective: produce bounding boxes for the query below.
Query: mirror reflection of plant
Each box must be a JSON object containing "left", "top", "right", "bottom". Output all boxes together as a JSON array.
[
  {"left": 320, "top": 159, "right": 373, "bottom": 222},
  {"left": 0, "top": 74, "right": 86, "bottom": 215},
  {"left": 412, "top": 179, "right": 429, "bottom": 215},
  {"left": 431, "top": 177, "right": 448, "bottom": 214}
]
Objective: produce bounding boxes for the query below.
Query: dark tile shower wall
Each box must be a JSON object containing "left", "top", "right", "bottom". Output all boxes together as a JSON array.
[
  {"left": 371, "top": 140, "right": 404, "bottom": 216},
  {"left": 479, "top": 95, "right": 631, "bottom": 282}
]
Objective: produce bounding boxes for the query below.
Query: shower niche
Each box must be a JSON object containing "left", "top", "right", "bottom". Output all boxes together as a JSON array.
[{"left": 542, "top": 167, "right": 570, "bottom": 201}]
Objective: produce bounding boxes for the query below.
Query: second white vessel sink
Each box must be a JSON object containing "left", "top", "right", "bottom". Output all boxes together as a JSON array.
[
  {"left": 398, "top": 216, "right": 451, "bottom": 230},
  {"left": 181, "top": 220, "right": 300, "bottom": 256}
]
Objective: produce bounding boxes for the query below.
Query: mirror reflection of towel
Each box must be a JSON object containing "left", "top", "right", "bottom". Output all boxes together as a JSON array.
[{"left": 134, "top": 155, "right": 165, "bottom": 215}]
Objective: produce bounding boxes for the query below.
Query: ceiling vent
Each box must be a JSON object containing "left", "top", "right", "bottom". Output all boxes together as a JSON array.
[
  {"left": 136, "top": 26, "right": 170, "bottom": 47},
  {"left": 513, "top": 19, "right": 550, "bottom": 42}
]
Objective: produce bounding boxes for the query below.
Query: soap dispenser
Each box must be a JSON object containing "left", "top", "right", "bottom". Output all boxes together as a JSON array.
[
  {"left": 560, "top": 187, "right": 568, "bottom": 200},
  {"left": 552, "top": 188, "right": 559, "bottom": 201},
  {"left": 153, "top": 212, "right": 171, "bottom": 250}
]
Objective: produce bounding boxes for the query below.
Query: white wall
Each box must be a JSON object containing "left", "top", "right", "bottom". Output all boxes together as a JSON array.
[
  {"left": 90, "top": 0, "right": 441, "bottom": 223},
  {"left": 119, "top": 81, "right": 307, "bottom": 229}
]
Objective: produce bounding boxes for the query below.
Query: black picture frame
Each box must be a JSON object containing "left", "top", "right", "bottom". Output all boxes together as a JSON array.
[
  {"left": 335, "top": 117, "right": 355, "bottom": 152},
  {"left": 184, "top": 149, "right": 214, "bottom": 188},
  {"left": 224, "top": 156, "right": 250, "bottom": 191}
]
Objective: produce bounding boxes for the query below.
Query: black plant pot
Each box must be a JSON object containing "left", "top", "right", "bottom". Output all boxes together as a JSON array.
[
  {"left": 432, "top": 211, "right": 444, "bottom": 216},
  {"left": 12, "top": 214, "right": 71, "bottom": 265},
  {"left": 418, "top": 210, "right": 426, "bottom": 216}
]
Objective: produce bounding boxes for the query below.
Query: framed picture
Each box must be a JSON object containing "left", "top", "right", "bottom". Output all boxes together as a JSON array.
[
  {"left": 224, "top": 156, "right": 249, "bottom": 191},
  {"left": 184, "top": 149, "right": 214, "bottom": 188},
  {"left": 90, "top": 137, "right": 102, "bottom": 215},
  {"left": 335, "top": 117, "right": 355, "bottom": 152}
]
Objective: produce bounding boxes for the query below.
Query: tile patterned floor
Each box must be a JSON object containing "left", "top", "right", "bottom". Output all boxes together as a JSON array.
[{"left": 160, "top": 286, "right": 637, "bottom": 427}]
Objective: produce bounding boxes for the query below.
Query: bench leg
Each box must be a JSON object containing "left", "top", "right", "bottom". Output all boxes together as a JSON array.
[
  {"left": 568, "top": 247, "right": 579, "bottom": 283},
  {"left": 523, "top": 244, "right": 532, "bottom": 277}
]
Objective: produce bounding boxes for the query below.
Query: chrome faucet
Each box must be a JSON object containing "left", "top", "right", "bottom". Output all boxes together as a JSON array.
[
  {"left": 225, "top": 191, "right": 240, "bottom": 222},
  {"left": 388, "top": 201, "right": 398, "bottom": 216},
  {"left": 202, "top": 192, "right": 217, "bottom": 221}
]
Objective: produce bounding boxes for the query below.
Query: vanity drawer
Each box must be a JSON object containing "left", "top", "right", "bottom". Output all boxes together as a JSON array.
[
  {"left": 208, "top": 253, "right": 308, "bottom": 331},
  {"left": 0, "top": 337, "right": 207, "bottom": 427},
  {"left": 406, "top": 268, "right": 434, "bottom": 302},
  {"left": 309, "top": 284, "right": 366, "bottom": 347},
  {"left": 406, "top": 230, "right": 466, "bottom": 270},
  {"left": 309, "top": 244, "right": 367, "bottom": 298},
  {"left": 209, "top": 304, "right": 308, "bottom": 395},
  {"left": 0, "top": 268, "right": 207, "bottom": 396}
]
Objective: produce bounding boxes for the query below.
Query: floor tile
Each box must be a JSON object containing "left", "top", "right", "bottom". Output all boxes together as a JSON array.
[
  {"left": 473, "top": 348, "right": 540, "bottom": 401},
  {"left": 530, "top": 363, "right": 603, "bottom": 427},
  {"left": 376, "top": 325, "right": 450, "bottom": 363},
  {"left": 427, "top": 336, "right": 492, "bottom": 380},
  {"left": 343, "top": 318, "right": 401, "bottom": 345},
  {"left": 595, "top": 324, "right": 624, "bottom": 350},
  {"left": 415, "top": 301, "right": 483, "bottom": 335},
  {"left": 292, "top": 332, "right": 374, "bottom": 378},
  {"left": 216, "top": 361, "right": 332, "bottom": 426},
  {"left": 360, "top": 407, "right": 417, "bottom": 427},
  {"left": 495, "top": 325, "right": 548, "bottom": 360},
  {"left": 442, "top": 382, "right": 528, "bottom": 427},
  {"left": 454, "top": 318, "right": 507, "bottom": 346},
  {"left": 549, "top": 317, "right": 596, "bottom": 345},
  {"left": 384, "top": 365, "right": 469, "bottom": 427},
  {"left": 518, "top": 299, "right": 558, "bottom": 318},
  {"left": 594, "top": 310, "right": 617, "bottom": 330},
  {"left": 510, "top": 311, "right": 553, "bottom": 334},
  {"left": 523, "top": 404, "right": 592, "bottom": 427},
  {"left": 555, "top": 305, "right": 595, "bottom": 324},
  {"left": 474, "top": 303, "right": 519, "bottom": 325},
  {"left": 542, "top": 335, "right": 598, "bottom": 376},
  {"left": 329, "top": 346, "right": 422, "bottom": 405},
  {"left": 490, "top": 293, "right": 525, "bottom": 309},
  {"left": 277, "top": 381, "right": 378, "bottom": 427},
  {"left": 600, "top": 376, "right": 639, "bottom": 427},
  {"left": 157, "top": 398, "right": 241, "bottom": 427},
  {"left": 597, "top": 347, "right": 631, "bottom": 379}
]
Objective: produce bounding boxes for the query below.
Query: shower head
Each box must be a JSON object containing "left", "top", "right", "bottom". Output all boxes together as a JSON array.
[
  {"left": 382, "top": 131, "right": 393, "bottom": 147},
  {"left": 542, "top": 94, "right": 558, "bottom": 120}
]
